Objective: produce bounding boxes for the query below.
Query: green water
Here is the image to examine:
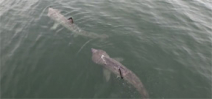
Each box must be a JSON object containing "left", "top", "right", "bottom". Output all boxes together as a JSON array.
[{"left": 1, "top": 0, "right": 211, "bottom": 98}]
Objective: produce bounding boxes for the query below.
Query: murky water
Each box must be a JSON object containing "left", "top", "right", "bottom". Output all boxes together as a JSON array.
[{"left": 1, "top": 0, "right": 211, "bottom": 98}]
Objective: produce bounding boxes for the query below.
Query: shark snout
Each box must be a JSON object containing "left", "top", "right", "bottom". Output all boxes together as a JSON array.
[{"left": 91, "top": 48, "right": 97, "bottom": 53}]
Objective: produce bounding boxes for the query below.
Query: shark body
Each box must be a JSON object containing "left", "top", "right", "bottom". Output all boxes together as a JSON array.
[
  {"left": 91, "top": 48, "right": 149, "bottom": 99},
  {"left": 47, "top": 7, "right": 107, "bottom": 39}
]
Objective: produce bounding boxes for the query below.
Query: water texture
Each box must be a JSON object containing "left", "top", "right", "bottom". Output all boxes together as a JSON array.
[{"left": 0, "top": 0, "right": 211, "bottom": 98}]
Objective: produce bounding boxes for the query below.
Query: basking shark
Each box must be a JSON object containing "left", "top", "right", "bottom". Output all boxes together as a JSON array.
[
  {"left": 47, "top": 7, "right": 107, "bottom": 39},
  {"left": 91, "top": 48, "right": 149, "bottom": 99}
]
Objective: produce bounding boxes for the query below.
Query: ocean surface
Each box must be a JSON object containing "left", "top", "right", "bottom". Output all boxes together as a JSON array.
[{"left": 0, "top": 0, "right": 211, "bottom": 98}]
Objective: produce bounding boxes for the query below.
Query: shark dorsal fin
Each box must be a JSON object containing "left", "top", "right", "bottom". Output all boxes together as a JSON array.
[{"left": 118, "top": 68, "right": 123, "bottom": 79}]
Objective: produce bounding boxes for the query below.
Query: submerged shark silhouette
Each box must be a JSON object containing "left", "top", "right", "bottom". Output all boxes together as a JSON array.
[
  {"left": 91, "top": 48, "right": 149, "bottom": 99},
  {"left": 47, "top": 7, "right": 107, "bottom": 39}
]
